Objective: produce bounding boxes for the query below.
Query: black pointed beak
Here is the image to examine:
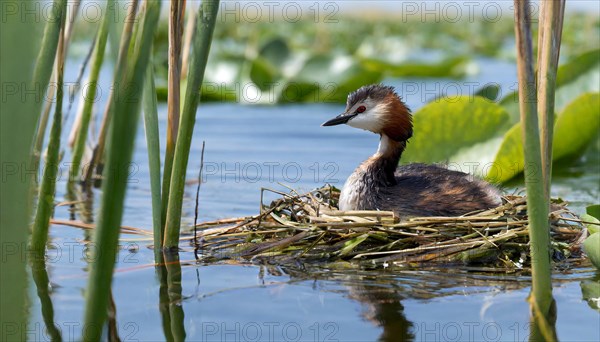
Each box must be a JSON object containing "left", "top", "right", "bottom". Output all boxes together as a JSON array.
[{"left": 321, "top": 113, "right": 356, "bottom": 126}]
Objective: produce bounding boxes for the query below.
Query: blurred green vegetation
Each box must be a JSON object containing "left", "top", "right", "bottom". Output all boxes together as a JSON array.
[
  {"left": 142, "top": 12, "right": 598, "bottom": 103},
  {"left": 66, "top": 11, "right": 599, "bottom": 183}
]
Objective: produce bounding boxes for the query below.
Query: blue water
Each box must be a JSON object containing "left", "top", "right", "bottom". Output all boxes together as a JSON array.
[{"left": 26, "top": 55, "right": 600, "bottom": 341}]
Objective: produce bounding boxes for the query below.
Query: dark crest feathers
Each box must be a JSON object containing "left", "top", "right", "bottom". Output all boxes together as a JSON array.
[{"left": 347, "top": 84, "right": 399, "bottom": 108}]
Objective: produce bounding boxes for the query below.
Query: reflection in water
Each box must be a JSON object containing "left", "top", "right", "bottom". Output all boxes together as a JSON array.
[
  {"left": 157, "top": 252, "right": 187, "bottom": 341},
  {"left": 35, "top": 99, "right": 598, "bottom": 340},
  {"left": 580, "top": 273, "right": 600, "bottom": 312},
  {"left": 346, "top": 283, "right": 413, "bottom": 341},
  {"left": 30, "top": 256, "right": 62, "bottom": 342},
  {"left": 107, "top": 292, "right": 121, "bottom": 342},
  {"left": 275, "top": 263, "right": 576, "bottom": 341},
  {"left": 66, "top": 181, "right": 95, "bottom": 224}
]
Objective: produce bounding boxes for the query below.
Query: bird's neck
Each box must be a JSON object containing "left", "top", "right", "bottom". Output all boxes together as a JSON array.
[{"left": 364, "top": 134, "right": 406, "bottom": 185}]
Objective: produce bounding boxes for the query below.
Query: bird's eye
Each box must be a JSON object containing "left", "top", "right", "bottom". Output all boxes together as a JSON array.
[{"left": 356, "top": 106, "right": 366, "bottom": 113}]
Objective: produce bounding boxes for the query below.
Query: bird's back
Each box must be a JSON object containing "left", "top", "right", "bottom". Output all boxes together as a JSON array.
[{"left": 382, "top": 163, "right": 501, "bottom": 217}]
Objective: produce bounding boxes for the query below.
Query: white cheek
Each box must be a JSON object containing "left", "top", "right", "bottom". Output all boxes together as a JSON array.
[{"left": 347, "top": 111, "right": 382, "bottom": 132}]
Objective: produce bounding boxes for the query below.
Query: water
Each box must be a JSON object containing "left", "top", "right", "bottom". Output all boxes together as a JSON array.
[{"left": 28, "top": 59, "right": 600, "bottom": 341}]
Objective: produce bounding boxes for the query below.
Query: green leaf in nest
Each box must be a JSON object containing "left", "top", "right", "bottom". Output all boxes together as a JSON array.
[{"left": 339, "top": 234, "right": 369, "bottom": 256}]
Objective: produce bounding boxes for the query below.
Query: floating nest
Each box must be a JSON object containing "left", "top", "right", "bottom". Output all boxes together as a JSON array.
[{"left": 193, "top": 186, "right": 591, "bottom": 271}]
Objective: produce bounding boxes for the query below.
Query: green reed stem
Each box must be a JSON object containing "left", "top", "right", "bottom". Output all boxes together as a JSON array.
[
  {"left": 164, "top": 252, "right": 187, "bottom": 340},
  {"left": 142, "top": 58, "right": 164, "bottom": 250},
  {"left": 30, "top": 0, "right": 68, "bottom": 177},
  {"left": 513, "top": 1, "right": 556, "bottom": 340},
  {"left": 82, "top": 2, "right": 160, "bottom": 340},
  {"left": 537, "top": 0, "right": 565, "bottom": 199},
  {"left": 163, "top": 0, "right": 220, "bottom": 249},
  {"left": 31, "top": 20, "right": 67, "bottom": 253},
  {"left": 31, "top": 258, "right": 62, "bottom": 342},
  {"left": 1, "top": 0, "right": 45, "bottom": 335},
  {"left": 161, "top": 0, "right": 187, "bottom": 231},
  {"left": 31, "top": 0, "right": 67, "bottom": 114},
  {"left": 69, "top": 1, "right": 112, "bottom": 183},
  {"left": 85, "top": 0, "right": 139, "bottom": 185}
]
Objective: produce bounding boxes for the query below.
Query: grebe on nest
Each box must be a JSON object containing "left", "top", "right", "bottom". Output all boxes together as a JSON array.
[{"left": 322, "top": 84, "right": 500, "bottom": 217}]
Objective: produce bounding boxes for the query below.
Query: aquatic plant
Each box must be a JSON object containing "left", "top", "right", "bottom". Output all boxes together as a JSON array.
[
  {"left": 69, "top": 0, "right": 112, "bottom": 183},
  {"left": 514, "top": 1, "right": 565, "bottom": 340},
  {"left": 163, "top": 0, "right": 221, "bottom": 249},
  {"left": 0, "top": 0, "right": 46, "bottom": 333},
  {"left": 82, "top": 1, "right": 160, "bottom": 339}
]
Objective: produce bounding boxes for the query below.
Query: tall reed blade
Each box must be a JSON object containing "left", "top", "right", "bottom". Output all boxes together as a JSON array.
[
  {"left": 142, "top": 58, "right": 164, "bottom": 251},
  {"left": 163, "top": 0, "right": 220, "bottom": 249},
  {"left": 537, "top": 0, "right": 565, "bottom": 199},
  {"left": 31, "top": 259, "right": 62, "bottom": 341},
  {"left": 84, "top": 0, "right": 139, "bottom": 185},
  {"left": 69, "top": 1, "right": 112, "bottom": 183},
  {"left": 30, "top": 0, "right": 68, "bottom": 177},
  {"left": 161, "top": 0, "right": 187, "bottom": 230},
  {"left": 1, "top": 0, "right": 46, "bottom": 335},
  {"left": 164, "top": 252, "right": 187, "bottom": 340},
  {"left": 33, "top": 0, "right": 80, "bottom": 173},
  {"left": 31, "top": 0, "right": 67, "bottom": 116},
  {"left": 31, "top": 19, "right": 67, "bottom": 253},
  {"left": 82, "top": 2, "right": 161, "bottom": 339},
  {"left": 513, "top": 1, "right": 555, "bottom": 340}
]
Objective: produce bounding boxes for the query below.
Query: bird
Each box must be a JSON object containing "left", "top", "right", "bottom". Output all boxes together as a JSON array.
[{"left": 322, "top": 84, "right": 501, "bottom": 217}]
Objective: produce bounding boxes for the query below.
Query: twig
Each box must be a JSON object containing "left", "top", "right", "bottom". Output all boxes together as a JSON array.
[{"left": 194, "top": 141, "right": 206, "bottom": 255}]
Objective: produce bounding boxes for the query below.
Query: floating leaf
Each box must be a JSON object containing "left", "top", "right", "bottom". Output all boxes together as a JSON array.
[
  {"left": 581, "top": 214, "right": 600, "bottom": 235},
  {"left": 556, "top": 49, "right": 600, "bottom": 87},
  {"left": 361, "top": 56, "right": 470, "bottom": 78},
  {"left": 583, "top": 233, "right": 600, "bottom": 270},
  {"left": 587, "top": 204, "right": 600, "bottom": 221},
  {"left": 249, "top": 57, "right": 277, "bottom": 91},
  {"left": 489, "top": 92, "right": 600, "bottom": 183},
  {"left": 248, "top": 38, "right": 291, "bottom": 91},
  {"left": 580, "top": 278, "right": 600, "bottom": 311},
  {"left": 259, "top": 37, "right": 290, "bottom": 68},
  {"left": 475, "top": 83, "right": 501, "bottom": 101},
  {"left": 402, "top": 96, "right": 509, "bottom": 164},
  {"left": 553, "top": 93, "right": 600, "bottom": 161},
  {"left": 500, "top": 49, "right": 600, "bottom": 123},
  {"left": 278, "top": 82, "right": 320, "bottom": 103},
  {"left": 294, "top": 55, "right": 382, "bottom": 102}
]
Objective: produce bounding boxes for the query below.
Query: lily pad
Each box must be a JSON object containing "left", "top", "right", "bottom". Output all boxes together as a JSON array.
[
  {"left": 583, "top": 233, "right": 600, "bottom": 270},
  {"left": 587, "top": 204, "right": 600, "bottom": 221},
  {"left": 249, "top": 38, "right": 291, "bottom": 91},
  {"left": 581, "top": 214, "right": 600, "bottom": 235},
  {"left": 580, "top": 278, "right": 600, "bottom": 312},
  {"left": 361, "top": 56, "right": 470, "bottom": 78},
  {"left": 402, "top": 96, "right": 509, "bottom": 164},
  {"left": 500, "top": 49, "right": 600, "bottom": 123},
  {"left": 258, "top": 38, "right": 290, "bottom": 68},
  {"left": 556, "top": 49, "right": 600, "bottom": 87},
  {"left": 249, "top": 57, "right": 277, "bottom": 91},
  {"left": 489, "top": 92, "right": 600, "bottom": 183},
  {"left": 475, "top": 83, "right": 501, "bottom": 101},
  {"left": 290, "top": 54, "right": 382, "bottom": 103},
  {"left": 553, "top": 93, "right": 600, "bottom": 161}
]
